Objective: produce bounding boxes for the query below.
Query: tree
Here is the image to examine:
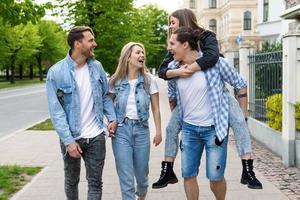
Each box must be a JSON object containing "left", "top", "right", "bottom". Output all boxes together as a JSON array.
[
  {"left": 0, "top": 0, "right": 51, "bottom": 26},
  {"left": 35, "top": 20, "right": 68, "bottom": 81},
  {"left": 55, "top": 1, "right": 168, "bottom": 73},
  {"left": 134, "top": 5, "right": 168, "bottom": 69},
  {"left": 5, "top": 23, "right": 42, "bottom": 83}
]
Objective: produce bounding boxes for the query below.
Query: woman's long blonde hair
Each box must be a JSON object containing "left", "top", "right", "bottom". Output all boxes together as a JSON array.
[{"left": 110, "top": 42, "right": 149, "bottom": 89}]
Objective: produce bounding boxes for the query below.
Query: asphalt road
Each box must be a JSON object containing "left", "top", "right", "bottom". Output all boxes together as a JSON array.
[{"left": 0, "top": 84, "right": 49, "bottom": 139}]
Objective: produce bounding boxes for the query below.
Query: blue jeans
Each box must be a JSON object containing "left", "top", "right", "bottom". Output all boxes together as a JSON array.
[
  {"left": 60, "top": 134, "right": 106, "bottom": 200},
  {"left": 180, "top": 122, "right": 228, "bottom": 180},
  {"left": 112, "top": 118, "right": 150, "bottom": 200},
  {"left": 164, "top": 94, "right": 252, "bottom": 158}
]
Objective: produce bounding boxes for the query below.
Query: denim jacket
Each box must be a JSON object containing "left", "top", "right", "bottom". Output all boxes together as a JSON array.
[
  {"left": 46, "top": 53, "right": 116, "bottom": 145},
  {"left": 112, "top": 74, "right": 150, "bottom": 123}
]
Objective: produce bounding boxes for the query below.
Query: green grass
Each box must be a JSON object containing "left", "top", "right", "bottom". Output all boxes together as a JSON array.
[
  {"left": 0, "top": 165, "right": 42, "bottom": 200},
  {"left": 0, "top": 79, "right": 45, "bottom": 89},
  {"left": 27, "top": 118, "right": 54, "bottom": 131}
]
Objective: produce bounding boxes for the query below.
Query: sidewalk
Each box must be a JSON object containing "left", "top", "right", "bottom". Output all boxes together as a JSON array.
[
  {"left": 0, "top": 79, "right": 291, "bottom": 200},
  {"left": 0, "top": 130, "right": 289, "bottom": 200}
]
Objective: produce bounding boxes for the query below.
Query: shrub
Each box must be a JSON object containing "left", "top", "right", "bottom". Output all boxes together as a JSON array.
[
  {"left": 266, "top": 94, "right": 282, "bottom": 131},
  {"left": 296, "top": 102, "right": 300, "bottom": 132}
]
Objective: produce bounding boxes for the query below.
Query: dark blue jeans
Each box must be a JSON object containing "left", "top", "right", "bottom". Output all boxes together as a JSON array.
[{"left": 60, "top": 134, "right": 106, "bottom": 200}]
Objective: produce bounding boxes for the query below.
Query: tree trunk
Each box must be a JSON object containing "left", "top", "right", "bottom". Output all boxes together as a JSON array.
[
  {"left": 19, "top": 63, "right": 23, "bottom": 80},
  {"left": 29, "top": 64, "right": 34, "bottom": 79},
  {"left": 10, "top": 61, "right": 15, "bottom": 84},
  {"left": 6, "top": 66, "right": 9, "bottom": 81},
  {"left": 37, "top": 55, "right": 43, "bottom": 81}
]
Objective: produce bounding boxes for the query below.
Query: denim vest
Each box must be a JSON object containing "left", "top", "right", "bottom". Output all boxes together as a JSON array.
[
  {"left": 113, "top": 74, "right": 150, "bottom": 123},
  {"left": 46, "top": 53, "right": 116, "bottom": 145}
]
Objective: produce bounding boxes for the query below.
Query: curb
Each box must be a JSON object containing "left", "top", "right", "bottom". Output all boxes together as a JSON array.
[
  {"left": 10, "top": 166, "right": 50, "bottom": 200},
  {"left": 0, "top": 116, "right": 50, "bottom": 143}
]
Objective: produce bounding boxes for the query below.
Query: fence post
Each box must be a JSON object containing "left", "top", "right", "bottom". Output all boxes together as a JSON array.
[
  {"left": 239, "top": 45, "right": 255, "bottom": 106},
  {"left": 282, "top": 33, "right": 300, "bottom": 166}
]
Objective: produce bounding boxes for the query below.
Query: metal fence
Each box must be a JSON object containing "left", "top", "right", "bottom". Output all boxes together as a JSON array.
[{"left": 248, "top": 51, "right": 282, "bottom": 122}]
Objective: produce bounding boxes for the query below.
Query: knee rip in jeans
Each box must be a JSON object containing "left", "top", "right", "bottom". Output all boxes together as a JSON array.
[{"left": 179, "top": 140, "right": 183, "bottom": 151}]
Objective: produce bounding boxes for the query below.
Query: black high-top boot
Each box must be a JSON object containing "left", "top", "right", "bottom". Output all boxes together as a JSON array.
[
  {"left": 241, "top": 159, "right": 263, "bottom": 189},
  {"left": 152, "top": 161, "right": 178, "bottom": 189}
]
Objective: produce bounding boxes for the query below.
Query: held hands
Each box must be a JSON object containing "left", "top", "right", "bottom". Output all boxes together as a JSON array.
[
  {"left": 153, "top": 133, "right": 162, "bottom": 147},
  {"left": 67, "top": 142, "right": 82, "bottom": 158},
  {"left": 107, "top": 120, "right": 117, "bottom": 137}
]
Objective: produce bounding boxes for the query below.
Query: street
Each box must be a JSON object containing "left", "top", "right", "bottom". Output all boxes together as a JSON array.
[{"left": 0, "top": 84, "right": 49, "bottom": 139}]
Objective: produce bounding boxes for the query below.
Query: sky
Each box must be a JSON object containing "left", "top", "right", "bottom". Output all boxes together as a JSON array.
[
  {"left": 134, "top": 0, "right": 182, "bottom": 13},
  {"left": 35, "top": 0, "right": 182, "bottom": 13}
]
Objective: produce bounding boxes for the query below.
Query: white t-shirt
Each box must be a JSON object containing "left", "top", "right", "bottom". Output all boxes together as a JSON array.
[
  {"left": 177, "top": 71, "right": 214, "bottom": 126},
  {"left": 110, "top": 74, "right": 159, "bottom": 119},
  {"left": 74, "top": 63, "right": 105, "bottom": 139}
]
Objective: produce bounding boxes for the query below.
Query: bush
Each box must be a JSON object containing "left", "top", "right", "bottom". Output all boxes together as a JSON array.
[
  {"left": 296, "top": 102, "right": 300, "bottom": 132},
  {"left": 266, "top": 94, "right": 282, "bottom": 131}
]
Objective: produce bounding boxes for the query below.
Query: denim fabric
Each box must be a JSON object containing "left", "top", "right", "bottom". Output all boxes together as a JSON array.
[
  {"left": 228, "top": 95, "right": 252, "bottom": 156},
  {"left": 112, "top": 74, "right": 151, "bottom": 123},
  {"left": 47, "top": 53, "right": 116, "bottom": 145},
  {"left": 164, "top": 106, "right": 181, "bottom": 158},
  {"left": 112, "top": 118, "right": 150, "bottom": 200},
  {"left": 164, "top": 93, "right": 252, "bottom": 158},
  {"left": 180, "top": 122, "right": 228, "bottom": 180},
  {"left": 60, "top": 134, "right": 106, "bottom": 200}
]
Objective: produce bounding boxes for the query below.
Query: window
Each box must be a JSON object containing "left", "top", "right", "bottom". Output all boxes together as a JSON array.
[
  {"left": 244, "top": 11, "right": 251, "bottom": 30},
  {"left": 209, "top": 0, "right": 217, "bottom": 8},
  {"left": 244, "top": 11, "right": 251, "bottom": 31},
  {"left": 263, "top": 0, "right": 269, "bottom": 22},
  {"left": 190, "top": 0, "right": 196, "bottom": 9},
  {"left": 209, "top": 19, "right": 217, "bottom": 33}
]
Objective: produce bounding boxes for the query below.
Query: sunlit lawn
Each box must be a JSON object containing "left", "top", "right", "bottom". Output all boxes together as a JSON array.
[
  {"left": 28, "top": 118, "right": 54, "bottom": 131},
  {"left": 0, "top": 165, "right": 42, "bottom": 200},
  {"left": 0, "top": 79, "right": 45, "bottom": 89}
]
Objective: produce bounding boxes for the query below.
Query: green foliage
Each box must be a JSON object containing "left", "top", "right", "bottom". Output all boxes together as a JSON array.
[
  {"left": 55, "top": 0, "right": 168, "bottom": 74},
  {"left": 266, "top": 94, "right": 282, "bottom": 131},
  {"left": 36, "top": 20, "right": 68, "bottom": 74},
  {"left": 0, "top": 165, "right": 41, "bottom": 200},
  {"left": 0, "top": 0, "right": 51, "bottom": 26},
  {"left": 295, "top": 102, "right": 300, "bottom": 132},
  {"left": 259, "top": 41, "right": 282, "bottom": 53}
]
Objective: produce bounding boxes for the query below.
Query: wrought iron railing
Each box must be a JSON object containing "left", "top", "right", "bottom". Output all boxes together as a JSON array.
[{"left": 248, "top": 51, "right": 283, "bottom": 122}]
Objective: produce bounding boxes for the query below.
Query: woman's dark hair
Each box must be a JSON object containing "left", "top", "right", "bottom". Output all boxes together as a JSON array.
[
  {"left": 173, "top": 27, "right": 202, "bottom": 51},
  {"left": 170, "top": 9, "right": 205, "bottom": 33}
]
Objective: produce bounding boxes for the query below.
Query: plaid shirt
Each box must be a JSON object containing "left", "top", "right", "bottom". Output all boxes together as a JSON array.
[{"left": 168, "top": 57, "right": 247, "bottom": 141}]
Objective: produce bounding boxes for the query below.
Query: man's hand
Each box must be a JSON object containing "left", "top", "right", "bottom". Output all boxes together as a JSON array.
[
  {"left": 153, "top": 133, "right": 162, "bottom": 146},
  {"left": 67, "top": 142, "right": 82, "bottom": 158},
  {"left": 107, "top": 121, "right": 117, "bottom": 137},
  {"left": 169, "top": 100, "right": 177, "bottom": 111},
  {"left": 176, "top": 64, "right": 194, "bottom": 78}
]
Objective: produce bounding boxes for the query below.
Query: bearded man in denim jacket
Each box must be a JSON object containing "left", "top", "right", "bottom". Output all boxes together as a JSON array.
[{"left": 46, "top": 26, "right": 117, "bottom": 200}]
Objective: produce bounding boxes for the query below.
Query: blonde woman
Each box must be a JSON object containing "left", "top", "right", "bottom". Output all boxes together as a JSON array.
[{"left": 109, "top": 42, "right": 162, "bottom": 200}]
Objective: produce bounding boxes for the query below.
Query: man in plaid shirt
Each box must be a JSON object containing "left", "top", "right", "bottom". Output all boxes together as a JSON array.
[{"left": 167, "top": 27, "right": 248, "bottom": 200}]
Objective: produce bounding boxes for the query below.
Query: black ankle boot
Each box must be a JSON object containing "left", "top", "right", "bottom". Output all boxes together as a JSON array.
[
  {"left": 241, "top": 159, "right": 263, "bottom": 189},
  {"left": 152, "top": 161, "right": 178, "bottom": 189}
]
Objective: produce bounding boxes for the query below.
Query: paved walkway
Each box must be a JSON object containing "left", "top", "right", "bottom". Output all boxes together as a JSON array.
[
  {"left": 0, "top": 79, "right": 291, "bottom": 200},
  {"left": 0, "top": 130, "right": 289, "bottom": 200}
]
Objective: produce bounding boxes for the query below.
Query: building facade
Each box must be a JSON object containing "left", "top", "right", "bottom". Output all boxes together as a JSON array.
[
  {"left": 181, "top": 0, "right": 260, "bottom": 68},
  {"left": 257, "top": 0, "right": 294, "bottom": 43}
]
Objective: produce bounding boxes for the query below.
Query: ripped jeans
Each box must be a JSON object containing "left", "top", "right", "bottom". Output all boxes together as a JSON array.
[{"left": 164, "top": 94, "right": 252, "bottom": 158}]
